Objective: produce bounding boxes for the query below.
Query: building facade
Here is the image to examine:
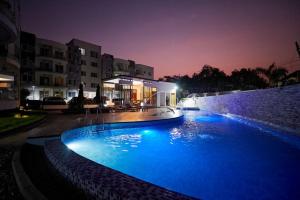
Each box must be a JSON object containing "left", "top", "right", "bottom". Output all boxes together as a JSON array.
[
  {"left": 102, "top": 55, "right": 154, "bottom": 80},
  {"left": 19, "top": 33, "right": 176, "bottom": 107},
  {"left": 66, "top": 39, "right": 101, "bottom": 99},
  {"left": 103, "top": 76, "right": 177, "bottom": 107},
  {"left": 101, "top": 53, "right": 113, "bottom": 79},
  {"left": 21, "top": 33, "right": 68, "bottom": 100},
  {"left": 0, "top": 0, "right": 20, "bottom": 110},
  {"left": 135, "top": 64, "right": 154, "bottom": 79}
]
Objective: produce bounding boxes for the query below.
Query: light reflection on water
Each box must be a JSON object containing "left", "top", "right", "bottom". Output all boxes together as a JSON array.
[
  {"left": 63, "top": 111, "right": 300, "bottom": 200},
  {"left": 104, "top": 133, "right": 142, "bottom": 151}
]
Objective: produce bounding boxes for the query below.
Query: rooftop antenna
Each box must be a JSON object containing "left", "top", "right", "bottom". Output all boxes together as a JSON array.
[{"left": 295, "top": 41, "right": 300, "bottom": 58}]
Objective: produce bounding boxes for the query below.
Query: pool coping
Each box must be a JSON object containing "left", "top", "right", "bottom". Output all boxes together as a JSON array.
[
  {"left": 43, "top": 112, "right": 197, "bottom": 199},
  {"left": 44, "top": 139, "right": 195, "bottom": 200},
  {"left": 62, "top": 114, "right": 185, "bottom": 140}
]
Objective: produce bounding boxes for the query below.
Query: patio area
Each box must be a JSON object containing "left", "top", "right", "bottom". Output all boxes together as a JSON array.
[{"left": 0, "top": 107, "right": 181, "bottom": 147}]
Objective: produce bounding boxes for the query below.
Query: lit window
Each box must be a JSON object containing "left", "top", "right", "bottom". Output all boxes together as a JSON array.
[{"left": 79, "top": 48, "right": 85, "bottom": 56}]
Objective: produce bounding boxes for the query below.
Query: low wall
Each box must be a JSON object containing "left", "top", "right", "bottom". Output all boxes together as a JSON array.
[
  {"left": 0, "top": 100, "right": 18, "bottom": 111},
  {"left": 195, "top": 84, "right": 300, "bottom": 134}
]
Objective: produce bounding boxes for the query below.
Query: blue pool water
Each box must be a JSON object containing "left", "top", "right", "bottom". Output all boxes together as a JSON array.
[{"left": 62, "top": 111, "right": 300, "bottom": 199}]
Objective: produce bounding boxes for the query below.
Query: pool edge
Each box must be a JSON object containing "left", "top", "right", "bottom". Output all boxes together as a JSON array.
[{"left": 44, "top": 139, "right": 196, "bottom": 200}]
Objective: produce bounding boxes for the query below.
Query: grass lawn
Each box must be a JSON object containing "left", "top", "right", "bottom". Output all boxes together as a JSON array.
[{"left": 0, "top": 113, "right": 45, "bottom": 134}]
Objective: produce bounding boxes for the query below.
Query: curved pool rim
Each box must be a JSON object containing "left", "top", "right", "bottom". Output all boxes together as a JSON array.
[
  {"left": 61, "top": 114, "right": 184, "bottom": 143},
  {"left": 47, "top": 111, "right": 300, "bottom": 199},
  {"left": 45, "top": 114, "right": 192, "bottom": 199}
]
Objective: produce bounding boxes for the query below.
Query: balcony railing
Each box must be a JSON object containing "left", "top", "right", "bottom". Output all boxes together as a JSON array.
[
  {"left": 39, "top": 82, "right": 66, "bottom": 87},
  {"left": 37, "top": 53, "right": 53, "bottom": 58},
  {"left": 37, "top": 53, "right": 66, "bottom": 61},
  {"left": 37, "top": 67, "right": 53, "bottom": 72}
]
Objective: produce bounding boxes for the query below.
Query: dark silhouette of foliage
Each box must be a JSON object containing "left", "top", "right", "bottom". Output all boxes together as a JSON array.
[
  {"left": 20, "top": 88, "right": 30, "bottom": 106},
  {"left": 159, "top": 63, "right": 292, "bottom": 95},
  {"left": 78, "top": 83, "right": 84, "bottom": 109},
  {"left": 94, "top": 84, "right": 101, "bottom": 104},
  {"left": 191, "top": 65, "right": 229, "bottom": 92},
  {"left": 256, "top": 63, "right": 288, "bottom": 87},
  {"left": 230, "top": 68, "right": 268, "bottom": 90}
]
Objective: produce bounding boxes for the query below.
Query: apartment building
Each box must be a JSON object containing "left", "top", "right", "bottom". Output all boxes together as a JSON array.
[
  {"left": 21, "top": 32, "right": 68, "bottom": 100},
  {"left": 0, "top": 0, "right": 20, "bottom": 110},
  {"left": 101, "top": 53, "right": 113, "bottom": 79},
  {"left": 101, "top": 55, "right": 176, "bottom": 107},
  {"left": 102, "top": 55, "right": 154, "bottom": 80},
  {"left": 19, "top": 34, "right": 176, "bottom": 107},
  {"left": 113, "top": 58, "right": 134, "bottom": 77},
  {"left": 67, "top": 39, "right": 101, "bottom": 99},
  {"left": 135, "top": 64, "right": 154, "bottom": 79}
]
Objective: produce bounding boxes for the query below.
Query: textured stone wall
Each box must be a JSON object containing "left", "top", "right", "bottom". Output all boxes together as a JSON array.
[{"left": 195, "top": 84, "right": 300, "bottom": 134}]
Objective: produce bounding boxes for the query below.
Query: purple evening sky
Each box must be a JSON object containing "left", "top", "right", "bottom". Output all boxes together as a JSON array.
[{"left": 21, "top": 0, "right": 300, "bottom": 78}]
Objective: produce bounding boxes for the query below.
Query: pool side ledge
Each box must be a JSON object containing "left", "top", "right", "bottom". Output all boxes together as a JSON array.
[{"left": 44, "top": 139, "right": 196, "bottom": 200}]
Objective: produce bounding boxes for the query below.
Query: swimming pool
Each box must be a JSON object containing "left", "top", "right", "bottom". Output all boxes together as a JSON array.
[{"left": 62, "top": 111, "right": 300, "bottom": 199}]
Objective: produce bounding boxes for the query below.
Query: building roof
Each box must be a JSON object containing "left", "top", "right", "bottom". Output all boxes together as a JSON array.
[
  {"left": 103, "top": 75, "right": 176, "bottom": 86},
  {"left": 67, "top": 38, "right": 102, "bottom": 48}
]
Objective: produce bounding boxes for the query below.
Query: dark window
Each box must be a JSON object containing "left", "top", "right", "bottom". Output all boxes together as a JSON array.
[
  {"left": 40, "top": 45, "right": 52, "bottom": 57},
  {"left": 73, "top": 80, "right": 76, "bottom": 86},
  {"left": 22, "top": 73, "right": 33, "bottom": 82},
  {"left": 91, "top": 72, "right": 97, "bottom": 78},
  {"left": 54, "top": 77, "right": 64, "bottom": 86},
  {"left": 81, "top": 71, "right": 86, "bottom": 76},
  {"left": 91, "top": 62, "right": 98, "bottom": 67},
  {"left": 40, "top": 77, "right": 50, "bottom": 85},
  {"left": 55, "top": 64, "right": 64, "bottom": 73},
  {"left": 22, "top": 74, "right": 27, "bottom": 81},
  {"left": 68, "top": 80, "right": 72, "bottom": 85},
  {"left": 54, "top": 51, "right": 64, "bottom": 59},
  {"left": 91, "top": 83, "right": 98, "bottom": 88},
  {"left": 81, "top": 60, "right": 86, "bottom": 65},
  {"left": 40, "top": 61, "right": 52, "bottom": 71},
  {"left": 90, "top": 51, "right": 98, "bottom": 58},
  {"left": 117, "top": 63, "right": 123, "bottom": 71}
]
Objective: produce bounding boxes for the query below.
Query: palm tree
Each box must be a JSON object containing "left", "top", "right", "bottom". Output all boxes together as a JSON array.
[{"left": 256, "top": 63, "right": 288, "bottom": 87}]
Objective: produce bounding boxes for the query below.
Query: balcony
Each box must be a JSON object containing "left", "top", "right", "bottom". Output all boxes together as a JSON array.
[
  {"left": 37, "top": 52, "right": 66, "bottom": 61},
  {"left": 0, "top": 0, "right": 18, "bottom": 43},
  {"left": 37, "top": 67, "right": 53, "bottom": 72},
  {"left": 39, "top": 82, "right": 66, "bottom": 88}
]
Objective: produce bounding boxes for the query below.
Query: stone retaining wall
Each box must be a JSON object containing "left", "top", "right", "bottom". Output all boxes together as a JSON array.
[{"left": 195, "top": 84, "right": 300, "bottom": 134}]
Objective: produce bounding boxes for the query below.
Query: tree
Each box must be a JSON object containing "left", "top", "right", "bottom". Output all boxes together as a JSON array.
[
  {"left": 20, "top": 88, "right": 30, "bottom": 106},
  {"left": 192, "top": 65, "right": 229, "bottom": 92},
  {"left": 256, "top": 63, "right": 288, "bottom": 87},
  {"left": 230, "top": 68, "right": 267, "bottom": 90},
  {"left": 78, "top": 83, "right": 84, "bottom": 109},
  {"left": 94, "top": 84, "right": 101, "bottom": 104}
]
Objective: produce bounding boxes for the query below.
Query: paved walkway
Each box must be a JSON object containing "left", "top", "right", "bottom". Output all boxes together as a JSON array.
[{"left": 0, "top": 108, "right": 181, "bottom": 147}]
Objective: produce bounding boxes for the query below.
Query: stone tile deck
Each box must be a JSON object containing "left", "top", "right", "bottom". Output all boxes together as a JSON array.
[{"left": 0, "top": 108, "right": 182, "bottom": 147}]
